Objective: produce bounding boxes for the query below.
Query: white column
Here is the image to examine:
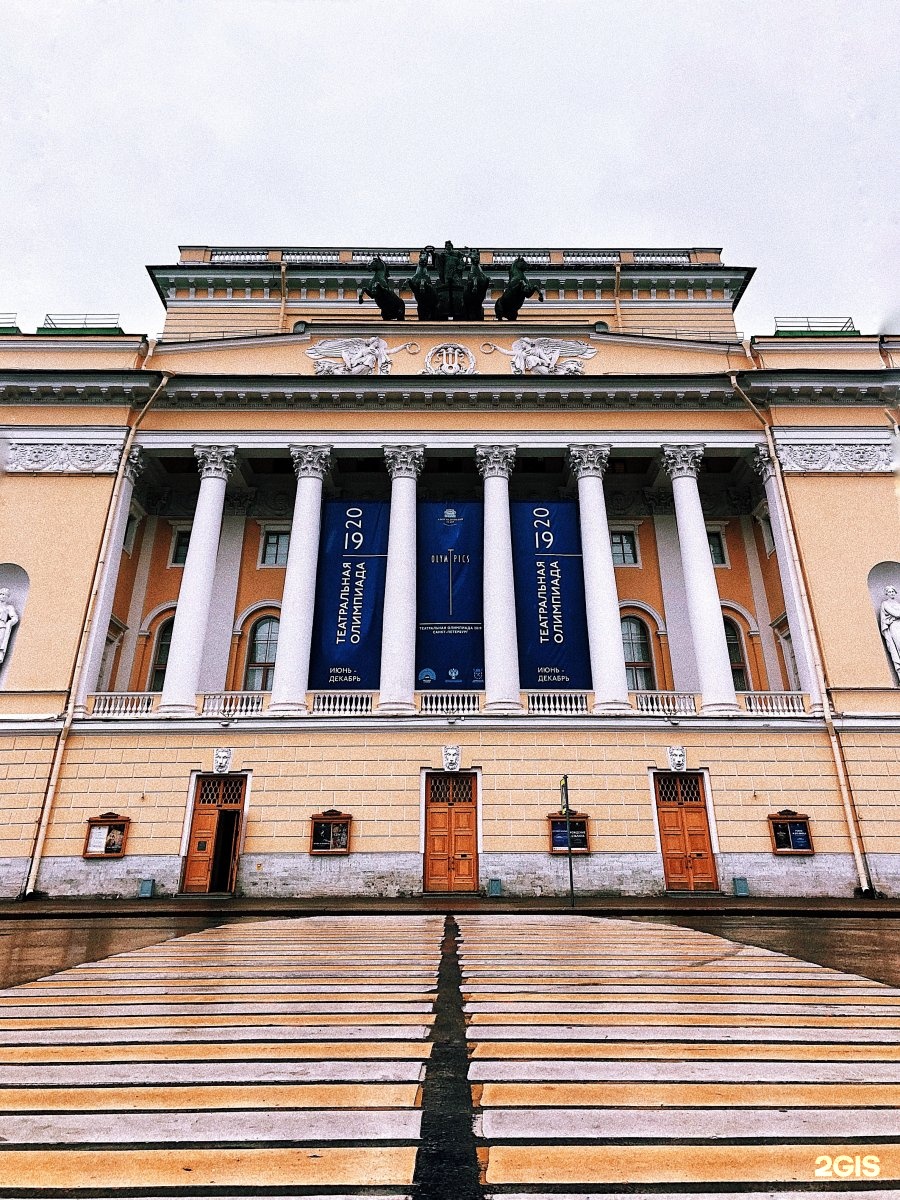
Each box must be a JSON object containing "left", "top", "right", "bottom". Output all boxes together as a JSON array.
[
  {"left": 662, "top": 445, "right": 738, "bottom": 714},
  {"left": 75, "top": 447, "right": 146, "bottom": 713},
  {"left": 198, "top": 492, "right": 253, "bottom": 694},
  {"left": 477, "top": 446, "right": 523, "bottom": 714},
  {"left": 753, "top": 447, "right": 823, "bottom": 709},
  {"left": 377, "top": 446, "right": 423, "bottom": 715},
  {"left": 158, "top": 446, "right": 236, "bottom": 716},
  {"left": 268, "top": 446, "right": 332, "bottom": 715},
  {"left": 568, "top": 445, "right": 631, "bottom": 713}
]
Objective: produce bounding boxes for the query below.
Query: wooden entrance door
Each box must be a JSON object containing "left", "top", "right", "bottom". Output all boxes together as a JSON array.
[
  {"left": 182, "top": 775, "right": 245, "bottom": 893},
  {"left": 655, "top": 772, "right": 718, "bottom": 891},
  {"left": 424, "top": 773, "right": 478, "bottom": 893}
]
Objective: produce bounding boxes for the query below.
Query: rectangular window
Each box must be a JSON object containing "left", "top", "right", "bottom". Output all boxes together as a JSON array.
[
  {"left": 707, "top": 529, "right": 726, "bottom": 566},
  {"left": 769, "top": 811, "right": 814, "bottom": 855},
  {"left": 611, "top": 530, "right": 638, "bottom": 565},
  {"left": 310, "top": 810, "right": 352, "bottom": 855},
  {"left": 171, "top": 528, "right": 192, "bottom": 565},
  {"left": 262, "top": 530, "right": 290, "bottom": 566},
  {"left": 83, "top": 814, "right": 130, "bottom": 858}
]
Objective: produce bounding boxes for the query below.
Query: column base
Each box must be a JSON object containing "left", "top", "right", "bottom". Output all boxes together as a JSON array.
[
  {"left": 157, "top": 703, "right": 198, "bottom": 718},
  {"left": 699, "top": 701, "right": 741, "bottom": 716},
  {"left": 592, "top": 699, "right": 633, "bottom": 715},
  {"left": 484, "top": 699, "right": 524, "bottom": 715},
  {"left": 266, "top": 701, "right": 309, "bottom": 717},
  {"left": 376, "top": 700, "right": 417, "bottom": 716}
]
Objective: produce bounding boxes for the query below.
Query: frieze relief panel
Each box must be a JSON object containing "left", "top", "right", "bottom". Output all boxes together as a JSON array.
[
  {"left": 776, "top": 442, "right": 894, "bottom": 474},
  {"left": 5, "top": 442, "right": 123, "bottom": 474}
]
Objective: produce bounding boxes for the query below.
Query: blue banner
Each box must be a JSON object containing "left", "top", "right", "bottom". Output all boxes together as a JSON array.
[
  {"left": 511, "top": 501, "right": 591, "bottom": 689},
  {"left": 308, "top": 501, "right": 389, "bottom": 689},
  {"left": 416, "top": 501, "right": 484, "bottom": 689}
]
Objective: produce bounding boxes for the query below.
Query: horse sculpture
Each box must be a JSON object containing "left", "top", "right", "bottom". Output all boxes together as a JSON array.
[
  {"left": 406, "top": 250, "right": 442, "bottom": 320},
  {"left": 358, "top": 256, "right": 406, "bottom": 321},
  {"left": 494, "top": 256, "right": 544, "bottom": 321},
  {"left": 462, "top": 249, "right": 490, "bottom": 320}
]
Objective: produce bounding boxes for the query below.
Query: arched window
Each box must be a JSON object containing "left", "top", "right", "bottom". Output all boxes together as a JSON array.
[
  {"left": 244, "top": 617, "right": 279, "bottom": 691},
  {"left": 148, "top": 617, "right": 174, "bottom": 692},
  {"left": 724, "top": 617, "right": 749, "bottom": 691},
  {"left": 621, "top": 616, "right": 655, "bottom": 690}
]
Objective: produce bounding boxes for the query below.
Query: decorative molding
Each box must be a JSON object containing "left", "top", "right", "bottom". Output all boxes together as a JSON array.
[
  {"left": 224, "top": 490, "right": 256, "bottom": 516},
  {"left": 661, "top": 444, "right": 704, "bottom": 480},
  {"left": 567, "top": 444, "right": 611, "bottom": 479},
  {"left": 305, "top": 337, "right": 416, "bottom": 376},
  {"left": 384, "top": 446, "right": 424, "bottom": 480},
  {"left": 6, "top": 441, "right": 122, "bottom": 474},
  {"left": 776, "top": 442, "right": 894, "bottom": 473},
  {"left": 422, "top": 343, "right": 476, "bottom": 376},
  {"left": 442, "top": 745, "right": 461, "bottom": 772},
  {"left": 213, "top": 748, "right": 233, "bottom": 774},
  {"left": 752, "top": 445, "right": 776, "bottom": 483},
  {"left": 484, "top": 337, "right": 597, "bottom": 375},
  {"left": 476, "top": 445, "right": 517, "bottom": 480},
  {"left": 123, "top": 446, "right": 147, "bottom": 485},
  {"left": 289, "top": 445, "right": 333, "bottom": 480},
  {"left": 194, "top": 445, "right": 236, "bottom": 481},
  {"left": 666, "top": 745, "right": 686, "bottom": 771}
]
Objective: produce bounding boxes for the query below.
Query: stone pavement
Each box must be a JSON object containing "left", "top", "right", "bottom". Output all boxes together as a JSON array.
[{"left": 1, "top": 913, "right": 900, "bottom": 1195}]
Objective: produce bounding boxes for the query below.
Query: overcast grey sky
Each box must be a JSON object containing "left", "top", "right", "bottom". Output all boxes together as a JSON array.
[{"left": 1, "top": 0, "right": 897, "bottom": 339}]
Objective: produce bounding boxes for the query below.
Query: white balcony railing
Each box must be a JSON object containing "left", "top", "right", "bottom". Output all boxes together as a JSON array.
[
  {"left": 201, "top": 691, "right": 267, "bottom": 718},
  {"left": 90, "top": 692, "right": 157, "bottom": 718},
  {"left": 526, "top": 691, "right": 590, "bottom": 715},
  {"left": 739, "top": 691, "right": 808, "bottom": 716},
  {"left": 632, "top": 690, "right": 699, "bottom": 716},
  {"left": 418, "top": 691, "right": 482, "bottom": 716},
  {"left": 310, "top": 691, "right": 374, "bottom": 716}
]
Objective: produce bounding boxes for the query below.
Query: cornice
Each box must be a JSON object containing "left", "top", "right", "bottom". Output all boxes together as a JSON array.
[{"left": 0, "top": 336, "right": 146, "bottom": 353}]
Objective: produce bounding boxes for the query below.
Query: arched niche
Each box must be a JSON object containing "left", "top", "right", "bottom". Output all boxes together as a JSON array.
[
  {"left": 0, "top": 564, "right": 29, "bottom": 688},
  {"left": 868, "top": 561, "right": 900, "bottom": 685}
]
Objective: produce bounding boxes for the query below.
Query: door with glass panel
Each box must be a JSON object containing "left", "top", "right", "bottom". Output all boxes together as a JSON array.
[
  {"left": 424, "top": 772, "right": 478, "bottom": 892},
  {"left": 655, "top": 772, "right": 718, "bottom": 891},
  {"left": 182, "top": 775, "right": 245, "bottom": 893}
]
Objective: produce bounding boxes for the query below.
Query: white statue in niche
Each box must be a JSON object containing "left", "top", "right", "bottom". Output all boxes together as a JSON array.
[
  {"left": 0, "top": 590, "right": 19, "bottom": 664},
  {"left": 666, "top": 746, "right": 686, "bottom": 772},
  {"left": 880, "top": 586, "right": 900, "bottom": 678}
]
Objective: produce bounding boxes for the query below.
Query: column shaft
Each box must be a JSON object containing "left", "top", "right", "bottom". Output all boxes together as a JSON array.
[
  {"left": 568, "top": 446, "right": 631, "bottom": 712},
  {"left": 75, "top": 448, "right": 144, "bottom": 712},
  {"left": 159, "top": 447, "right": 235, "bottom": 715},
  {"left": 478, "top": 446, "right": 522, "bottom": 713},
  {"left": 377, "top": 447, "right": 423, "bottom": 715},
  {"left": 663, "top": 445, "right": 738, "bottom": 714},
  {"left": 268, "top": 447, "right": 331, "bottom": 715},
  {"left": 755, "top": 448, "right": 822, "bottom": 708}
]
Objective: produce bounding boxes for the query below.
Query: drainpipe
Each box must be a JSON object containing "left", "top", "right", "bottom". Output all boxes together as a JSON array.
[
  {"left": 613, "top": 264, "right": 623, "bottom": 333},
  {"left": 729, "top": 372, "right": 874, "bottom": 894},
  {"left": 23, "top": 371, "right": 171, "bottom": 896}
]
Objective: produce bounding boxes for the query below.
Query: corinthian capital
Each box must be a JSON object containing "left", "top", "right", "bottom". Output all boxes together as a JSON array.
[
  {"left": 290, "top": 445, "right": 333, "bottom": 480},
  {"left": 476, "top": 445, "right": 516, "bottom": 480},
  {"left": 194, "top": 445, "right": 237, "bottom": 481},
  {"left": 124, "top": 446, "right": 147, "bottom": 485},
  {"left": 752, "top": 445, "right": 776, "bottom": 483},
  {"left": 384, "top": 446, "right": 424, "bottom": 480},
  {"left": 661, "top": 444, "right": 704, "bottom": 480},
  {"left": 567, "top": 444, "right": 611, "bottom": 480}
]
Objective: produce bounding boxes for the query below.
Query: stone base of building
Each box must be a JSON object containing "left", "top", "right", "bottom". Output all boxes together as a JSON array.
[
  {"left": 235, "top": 852, "right": 424, "bottom": 898},
  {"left": 713, "top": 852, "right": 860, "bottom": 897},
  {"left": 24, "top": 849, "right": 881, "bottom": 899},
  {"left": 0, "top": 858, "right": 29, "bottom": 899},
  {"left": 34, "top": 855, "right": 183, "bottom": 899}
]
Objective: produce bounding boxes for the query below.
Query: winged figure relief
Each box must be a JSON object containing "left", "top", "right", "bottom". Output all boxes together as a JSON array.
[
  {"left": 305, "top": 337, "right": 414, "bottom": 376},
  {"left": 486, "top": 337, "right": 597, "bottom": 375}
]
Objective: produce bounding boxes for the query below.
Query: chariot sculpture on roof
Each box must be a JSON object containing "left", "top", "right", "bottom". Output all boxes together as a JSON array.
[{"left": 357, "top": 242, "right": 542, "bottom": 322}]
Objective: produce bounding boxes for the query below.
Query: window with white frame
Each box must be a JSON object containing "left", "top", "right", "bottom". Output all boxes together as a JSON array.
[
  {"left": 610, "top": 529, "right": 639, "bottom": 566},
  {"left": 621, "top": 616, "right": 656, "bottom": 690},
  {"left": 259, "top": 528, "right": 290, "bottom": 567},
  {"left": 169, "top": 526, "right": 192, "bottom": 566},
  {"left": 706, "top": 527, "right": 728, "bottom": 567}
]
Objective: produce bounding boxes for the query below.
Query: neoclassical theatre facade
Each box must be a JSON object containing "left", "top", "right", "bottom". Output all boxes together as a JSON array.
[{"left": 0, "top": 242, "right": 898, "bottom": 899}]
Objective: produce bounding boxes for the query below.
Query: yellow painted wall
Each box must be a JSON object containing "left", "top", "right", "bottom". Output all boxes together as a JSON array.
[
  {"left": 0, "top": 734, "right": 56, "bottom": 858},
  {"left": 42, "top": 726, "right": 853, "bottom": 860},
  {"left": 786, "top": 475, "right": 900, "bottom": 692},
  {"left": 0, "top": 474, "right": 113, "bottom": 693}
]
